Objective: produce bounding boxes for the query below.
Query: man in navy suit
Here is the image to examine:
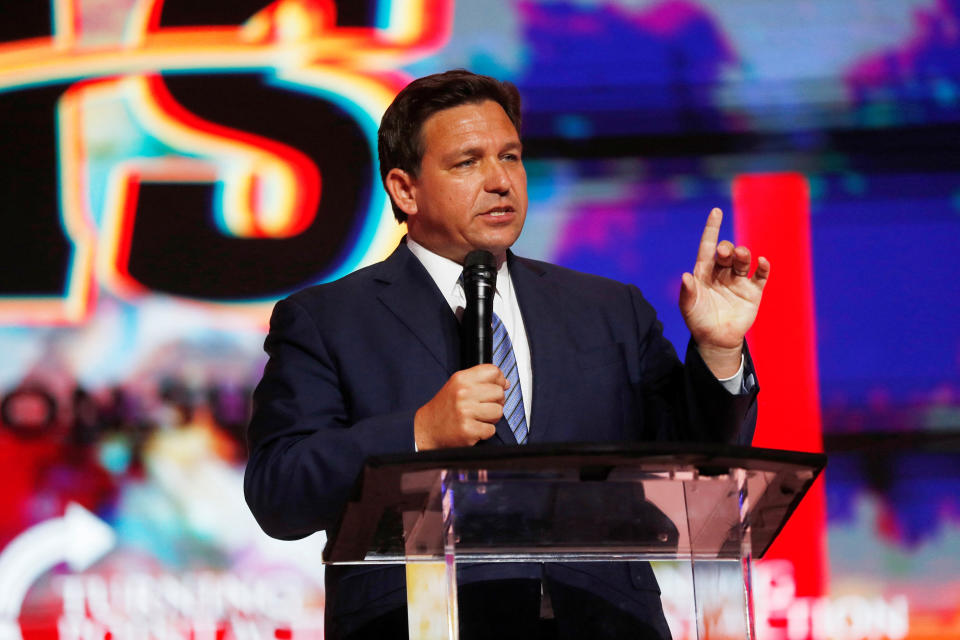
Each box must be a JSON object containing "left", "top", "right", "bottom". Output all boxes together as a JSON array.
[{"left": 245, "top": 70, "right": 769, "bottom": 639}]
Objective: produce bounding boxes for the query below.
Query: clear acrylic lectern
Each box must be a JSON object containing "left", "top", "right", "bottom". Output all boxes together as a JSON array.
[{"left": 323, "top": 443, "right": 825, "bottom": 640}]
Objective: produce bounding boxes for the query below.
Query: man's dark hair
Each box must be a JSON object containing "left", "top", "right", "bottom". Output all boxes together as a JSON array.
[{"left": 377, "top": 69, "right": 522, "bottom": 223}]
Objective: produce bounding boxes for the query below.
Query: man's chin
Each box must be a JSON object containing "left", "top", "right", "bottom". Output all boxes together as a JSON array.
[{"left": 470, "top": 228, "right": 522, "bottom": 256}]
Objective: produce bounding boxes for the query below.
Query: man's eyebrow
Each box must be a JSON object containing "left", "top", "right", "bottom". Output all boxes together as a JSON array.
[
  {"left": 439, "top": 145, "right": 481, "bottom": 165},
  {"left": 447, "top": 145, "right": 483, "bottom": 159},
  {"left": 444, "top": 140, "right": 522, "bottom": 159}
]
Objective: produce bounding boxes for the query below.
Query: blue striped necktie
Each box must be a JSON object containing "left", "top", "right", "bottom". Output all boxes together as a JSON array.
[{"left": 492, "top": 312, "right": 528, "bottom": 445}]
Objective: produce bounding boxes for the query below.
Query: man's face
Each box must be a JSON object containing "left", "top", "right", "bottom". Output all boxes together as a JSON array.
[{"left": 395, "top": 100, "right": 527, "bottom": 264}]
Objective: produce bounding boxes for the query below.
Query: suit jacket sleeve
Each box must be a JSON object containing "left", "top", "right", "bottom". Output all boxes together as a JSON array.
[
  {"left": 244, "top": 296, "right": 416, "bottom": 540},
  {"left": 626, "top": 282, "right": 758, "bottom": 446}
]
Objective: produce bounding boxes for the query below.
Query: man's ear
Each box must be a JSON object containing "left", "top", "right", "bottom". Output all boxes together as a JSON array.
[{"left": 384, "top": 168, "right": 418, "bottom": 218}]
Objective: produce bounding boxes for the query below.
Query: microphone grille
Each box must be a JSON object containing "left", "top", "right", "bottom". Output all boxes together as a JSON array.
[{"left": 464, "top": 250, "right": 497, "bottom": 270}]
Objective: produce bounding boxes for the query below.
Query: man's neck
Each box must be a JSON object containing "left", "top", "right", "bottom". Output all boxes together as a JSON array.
[{"left": 404, "top": 233, "right": 507, "bottom": 267}]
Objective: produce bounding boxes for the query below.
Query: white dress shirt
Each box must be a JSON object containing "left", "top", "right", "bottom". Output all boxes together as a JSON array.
[{"left": 406, "top": 238, "right": 745, "bottom": 440}]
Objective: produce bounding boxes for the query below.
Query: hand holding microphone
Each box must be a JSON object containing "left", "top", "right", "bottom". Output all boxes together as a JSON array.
[{"left": 414, "top": 250, "right": 507, "bottom": 451}]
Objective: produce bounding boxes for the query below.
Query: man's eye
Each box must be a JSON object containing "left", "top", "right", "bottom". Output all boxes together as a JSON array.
[
  {"left": 455, "top": 158, "right": 476, "bottom": 168},
  {"left": 502, "top": 153, "right": 520, "bottom": 162}
]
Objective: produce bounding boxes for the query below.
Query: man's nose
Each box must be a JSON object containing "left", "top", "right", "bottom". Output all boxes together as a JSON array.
[{"left": 484, "top": 160, "right": 512, "bottom": 194}]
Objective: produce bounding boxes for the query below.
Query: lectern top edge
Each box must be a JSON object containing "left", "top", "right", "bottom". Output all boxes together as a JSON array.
[{"left": 365, "top": 442, "right": 826, "bottom": 474}]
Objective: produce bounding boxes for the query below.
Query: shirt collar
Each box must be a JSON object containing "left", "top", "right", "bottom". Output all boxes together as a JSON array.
[{"left": 406, "top": 237, "right": 510, "bottom": 307}]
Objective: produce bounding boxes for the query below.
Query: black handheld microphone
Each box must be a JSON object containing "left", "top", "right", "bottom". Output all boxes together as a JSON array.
[{"left": 460, "top": 250, "right": 498, "bottom": 368}]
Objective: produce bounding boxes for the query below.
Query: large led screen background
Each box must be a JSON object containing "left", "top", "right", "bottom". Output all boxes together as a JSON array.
[{"left": 1, "top": 1, "right": 958, "bottom": 639}]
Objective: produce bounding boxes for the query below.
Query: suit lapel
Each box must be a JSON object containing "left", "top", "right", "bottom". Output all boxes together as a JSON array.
[
  {"left": 375, "top": 242, "right": 460, "bottom": 375},
  {"left": 509, "top": 253, "right": 567, "bottom": 443}
]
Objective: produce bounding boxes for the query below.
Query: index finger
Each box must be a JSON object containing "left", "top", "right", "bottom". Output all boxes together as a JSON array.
[
  {"left": 467, "top": 363, "right": 509, "bottom": 387},
  {"left": 696, "top": 208, "right": 723, "bottom": 268}
]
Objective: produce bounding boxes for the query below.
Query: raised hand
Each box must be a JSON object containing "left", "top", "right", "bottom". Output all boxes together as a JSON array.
[{"left": 679, "top": 208, "right": 770, "bottom": 378}]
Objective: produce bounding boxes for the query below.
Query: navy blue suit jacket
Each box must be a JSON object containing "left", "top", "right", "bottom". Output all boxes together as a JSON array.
[{"left": 245, "top": 241, "right": 757, "bottom": 636}]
